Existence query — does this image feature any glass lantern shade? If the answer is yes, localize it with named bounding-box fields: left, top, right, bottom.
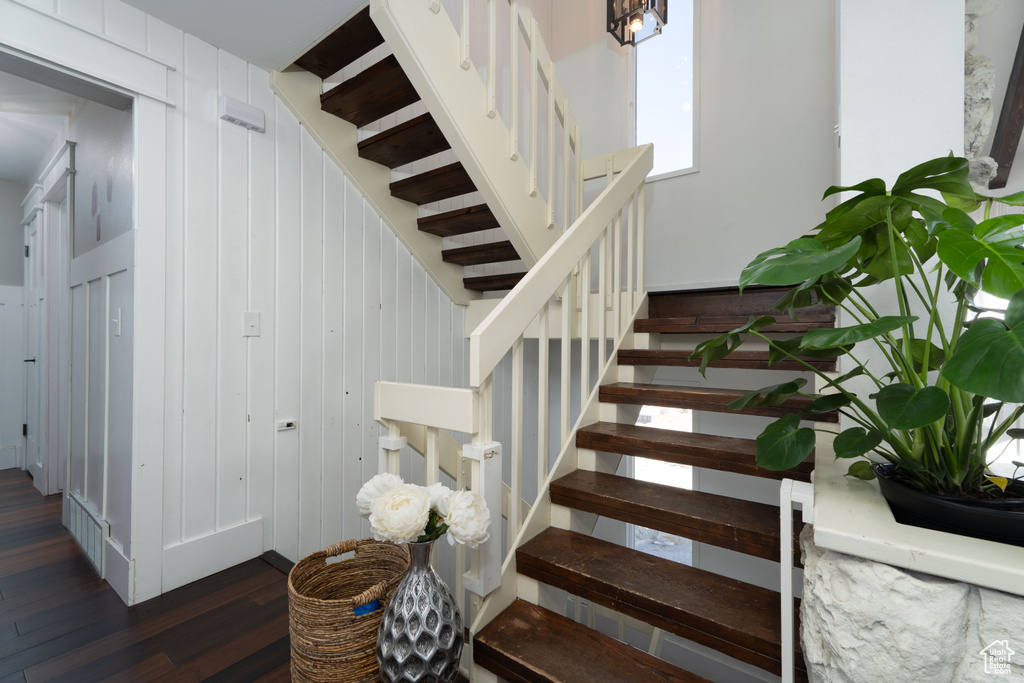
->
left=607, top=0, right=667, bottom=47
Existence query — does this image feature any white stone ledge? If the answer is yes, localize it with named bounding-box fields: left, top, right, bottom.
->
left=811, top=439, right=1024, bottom=597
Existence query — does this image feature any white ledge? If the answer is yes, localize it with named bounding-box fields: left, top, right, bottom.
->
left=811, top=438, right=1024, bottom=597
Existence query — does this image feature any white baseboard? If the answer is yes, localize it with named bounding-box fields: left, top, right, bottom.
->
left=0, top=445, right=17, bottom=470
left=161, top=518, right=263, bottom=594
left=104, top=537, right=133, bottom=605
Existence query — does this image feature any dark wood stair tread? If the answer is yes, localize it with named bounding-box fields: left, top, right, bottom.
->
left=464, top=272, right=526, bottom=292
left=293, top=6, right=385, bottom=79
left=320, top=55, right=420, bottom=127
left=648, top=287, right=835, bottom=325
left=599, top=383, right=839, bottom=423
left=418, top=204, right=500, bottom=237
left=550, top=470, right=796, bottom=562
left=475, top=599, right=708, bottom=683
left=390, top=162, right=476, bottom=205
left=358, top=113, right=451, bottom=168
left=442, top=241, right=519, bottom=266
left=635, top=316, right=833, bottom=334
left=575, top=421, right=813, bottom=482
left=618, top=349, right=837, bottom=372
left=516, top=528, right=797, bottom=675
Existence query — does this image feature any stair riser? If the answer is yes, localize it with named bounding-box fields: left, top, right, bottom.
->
left=618, top=352, right=837, bottom=372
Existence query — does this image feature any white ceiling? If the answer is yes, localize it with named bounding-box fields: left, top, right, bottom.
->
left=0, top=70, right=81, bottom=185
left=122, top=0, right=366, bottom=70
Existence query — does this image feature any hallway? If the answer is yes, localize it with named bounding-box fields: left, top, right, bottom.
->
left=0, top=469, right=291, bottom=682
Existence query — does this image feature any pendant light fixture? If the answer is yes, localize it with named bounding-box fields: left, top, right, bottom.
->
left=607, top=0, right=667, bottom=47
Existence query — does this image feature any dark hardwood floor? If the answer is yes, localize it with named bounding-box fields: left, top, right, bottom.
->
left=0, top=468, right=291, bottom=682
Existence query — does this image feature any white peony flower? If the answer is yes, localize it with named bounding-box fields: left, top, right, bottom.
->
left=369, top=484, right=432, bottom=543
left=438, top=490, right=490, bottom=548
left=425, top=482, right=453, bottom=511
left=356, top=472, right=404, bottom=518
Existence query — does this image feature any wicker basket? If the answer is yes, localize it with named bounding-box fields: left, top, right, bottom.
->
left=288, top=538, right=410, bottom=683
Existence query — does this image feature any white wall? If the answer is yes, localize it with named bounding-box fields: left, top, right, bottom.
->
left=3, top=0, right=469, bottom=601
left=0, top=179, right=25, bottom=286
left=644, top=0, right=837, bottom=291
left=838, top=0, right=965, bottom=187
left=0, top=285, right=24, bottom=470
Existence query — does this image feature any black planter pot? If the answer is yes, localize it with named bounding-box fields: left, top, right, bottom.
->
left=874, top=464, right=1024, bottom=547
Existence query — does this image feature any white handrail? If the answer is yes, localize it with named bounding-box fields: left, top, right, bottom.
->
left=469, top=144, right=653, bottom=387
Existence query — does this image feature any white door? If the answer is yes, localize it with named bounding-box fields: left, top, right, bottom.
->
left=24, top=211, right=45, bottom=491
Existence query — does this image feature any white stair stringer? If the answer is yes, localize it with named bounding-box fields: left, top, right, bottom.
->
left=269, top=67, right=478, bottom=305
left=370, top=0, right=559, bottom=269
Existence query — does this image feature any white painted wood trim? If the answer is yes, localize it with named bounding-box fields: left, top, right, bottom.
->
left=469, top=145, right=653, bottom=385
left=161, top=518, right=263, bottom=594
left=70, top=231, right=133, bottom=287
left=269, top=68, right=476, bottom=305
left=0, top=1, right=173, bottom=104
left=104, top=536, right=133, bottom=605
left=375, top=381, right=479, bottom=434
left=371, top=0, right=557, bottom=267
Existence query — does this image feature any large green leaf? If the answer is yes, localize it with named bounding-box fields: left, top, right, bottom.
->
left=726, top=378, right=807, bottom=411
left=822, top=178, right=887, bottom=200
left=768, top=337, right=852, bottom=365
left=974, top=214, right=1024, bottom=239
left=846, top=461, right=877, bottom=480
left=898, top=338, right=946, bottom=373
left=754, top=414, right=816, bottom=470
left=803, top=393, right=852, bottom=414
left=943, top=311, right=1024, bottom=403
left=876, top=383, right=950, bottom=429
left=815, top=196, right=894, bottom=246
left=936, top=228, right=1024, bottom=299
left=739, top=237, right=862, bottom=290
left=891, top=156, right=971, bottom=197
left=833, top=428, right=883, bottom=458
left=690, top=316, right=776, bottom=376
left=801, top=316, right=917, bottom=349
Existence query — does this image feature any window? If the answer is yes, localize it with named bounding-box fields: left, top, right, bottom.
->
left=635, top=0, right=696, bottom=179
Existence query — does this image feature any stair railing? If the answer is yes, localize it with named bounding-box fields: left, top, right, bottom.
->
left=374, top=143, right=652, bottom=626
left=371, top=0, right=583, bottom=266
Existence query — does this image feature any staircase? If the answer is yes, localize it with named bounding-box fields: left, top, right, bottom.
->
left=474, top=287, right=836, bottom=682
left=280, top=3, right=835, bottom=681
left=291, top=6, right=526, bottom=294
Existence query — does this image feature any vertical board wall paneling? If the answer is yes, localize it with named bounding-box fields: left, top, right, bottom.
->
left=273, top=98, right=303, bottom=562
left=216, top=48, right=251, bottom=532
left=320, top=160, right=346, bottom=548
left=298, top=129, right=324, bottom=559
left=106, top=269, right=134, bottom=553
left=69, top=284, right=87, bottom=496
left=181, top=34, right=220, bottom=542
left=161, top=24, right=186, bottom=551
left=246, top=65, right=278, bottom=550
left=359, top=209, right=382, bottom=541
left=85, top=278, right=107, bottom=514
left=341, top=174, right=365, bottom=546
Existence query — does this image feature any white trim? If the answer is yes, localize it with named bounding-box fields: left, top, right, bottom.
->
left=374, top=382, right=479, bottom=435
left=161, top=519, right=264, bottom=594
left=0, top=1, right=175, bottom=105
left=104, top=536, right=133, bottom=605
left=70, top=230, right=133, bottom=287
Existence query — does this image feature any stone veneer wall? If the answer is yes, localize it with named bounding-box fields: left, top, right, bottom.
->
left=800, top=527, right=1023, bottom=682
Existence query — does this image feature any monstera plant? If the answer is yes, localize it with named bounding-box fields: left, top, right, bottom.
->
left=693, top=156, right=1024, bottom=513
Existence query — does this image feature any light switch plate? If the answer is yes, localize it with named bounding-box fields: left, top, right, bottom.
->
left=243, top=311, right=260, bottom=337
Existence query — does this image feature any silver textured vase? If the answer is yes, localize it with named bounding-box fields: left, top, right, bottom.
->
left=376, top=540, right=463, bottom=683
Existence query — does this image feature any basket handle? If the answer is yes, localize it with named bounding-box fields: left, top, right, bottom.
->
left=310, top=538, right=403, bottom=608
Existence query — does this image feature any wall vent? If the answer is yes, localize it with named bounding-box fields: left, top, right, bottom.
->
left=218, top=95, right=265, bottom=133
left=68, top=490, right=108, bottom=577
